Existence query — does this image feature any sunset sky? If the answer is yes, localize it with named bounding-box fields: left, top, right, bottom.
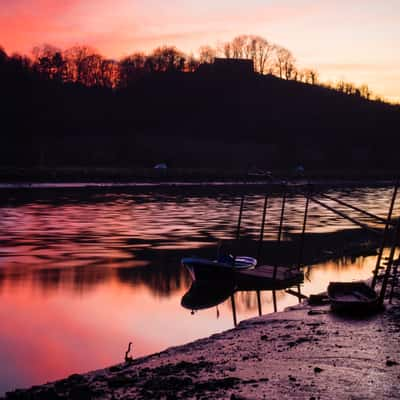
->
left=1, top=0, right=399, bottom=101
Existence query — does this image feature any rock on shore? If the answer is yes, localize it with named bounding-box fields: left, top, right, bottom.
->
left=3, top=303, right=400, bottom=400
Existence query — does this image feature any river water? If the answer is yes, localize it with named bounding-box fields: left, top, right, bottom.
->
left=0, top=184, right=398, bottom=395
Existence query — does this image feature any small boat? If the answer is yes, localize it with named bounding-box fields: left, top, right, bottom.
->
left=327, top=282, right=380, bottom=314
left=181, top=281, right=235, bottom=311
left=182, top=256, right=257, bottom=282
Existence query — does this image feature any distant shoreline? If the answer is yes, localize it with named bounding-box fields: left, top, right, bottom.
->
left=0, top=179, right=396, bottom=190
left=0, top=167, right=398, bottom=187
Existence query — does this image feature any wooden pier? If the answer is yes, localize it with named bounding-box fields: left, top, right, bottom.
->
left=236, top=265, right=304, bottom=291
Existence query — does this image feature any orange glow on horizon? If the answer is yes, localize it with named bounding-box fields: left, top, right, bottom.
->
left=0, top=0, right=399, bottom=102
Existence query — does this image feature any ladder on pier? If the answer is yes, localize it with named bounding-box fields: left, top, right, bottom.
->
left=371, top=183, right=400, bottom=304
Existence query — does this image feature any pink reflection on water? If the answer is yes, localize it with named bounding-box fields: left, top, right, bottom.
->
left=0, top=276, right=239, bottom=393
left=0, top=186, right=397, bottom=394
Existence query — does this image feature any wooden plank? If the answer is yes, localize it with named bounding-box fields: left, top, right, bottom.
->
left=285, top=289, right=308, bottom=300
left=237, top=265, right=300, bottom=281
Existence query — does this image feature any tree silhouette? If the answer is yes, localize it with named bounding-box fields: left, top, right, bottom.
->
left=274, top=46, right=296, bottom=80
left=148, top=46, right=187, bottom=72
left=0, top=35, right=384, bottom=103
left=120, top=53, right=147, bottom=87
left=199, top=46, right=216, bottom=64
left=0, top=40, right=398, bottom=172
left=32, top=44, right=67, bottom=81
left=63, top=45, right=98, bottom=83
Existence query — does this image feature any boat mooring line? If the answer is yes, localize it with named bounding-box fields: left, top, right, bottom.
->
left=308, top=196, right=381, bottom=235
left=319, top=193, right=394, bottom=226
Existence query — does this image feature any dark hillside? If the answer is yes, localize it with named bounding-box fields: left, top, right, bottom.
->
left=1, top=57, right=399, bottom=170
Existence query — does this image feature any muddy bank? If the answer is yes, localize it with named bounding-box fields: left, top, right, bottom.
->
left=4, top=299, right=400, bottom=400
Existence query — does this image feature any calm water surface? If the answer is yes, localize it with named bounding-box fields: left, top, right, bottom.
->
left=0, top=185, right=398, bottom=395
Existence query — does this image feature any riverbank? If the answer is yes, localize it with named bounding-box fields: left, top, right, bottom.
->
left=4, top=298, right=400, bottom=400
left=0, top=167, right=398, bottom=185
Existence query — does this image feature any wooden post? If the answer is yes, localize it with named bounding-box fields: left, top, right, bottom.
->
left=235, top=195, right=245, bottom=241
left=231, top=294, right=238, bottom=327
left=297, top=195, right=310, bottom=270
left=277, top=190, right=287, bottom=245
left=256, top=291, right=262, bottom=316
left=255, top=196, right=268, bottom=318
left=389, top=261, right=399, bottom=304
left=297, top=284, right=302, bottom=304
left=372, top=183, right=398, bottom=289
left=231, top=193, right=246, bottom=267
left=272, top=290, right=277, bottom=313
left=273, top=189, right=287, bottom=281
left=257, top=195, right=269, bottom=262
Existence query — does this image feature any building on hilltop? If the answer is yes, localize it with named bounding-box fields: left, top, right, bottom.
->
left=197, top=58, right=254, bottom=76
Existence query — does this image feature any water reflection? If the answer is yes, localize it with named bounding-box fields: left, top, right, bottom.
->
left=182, top=253, right=378, bottom=326
left=181, top=282, right=236, bottom=311
left=0, top=185, right=397, bottom=395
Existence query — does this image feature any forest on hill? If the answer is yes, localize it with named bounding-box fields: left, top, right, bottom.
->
left=1, top=35, right=399, bottom=172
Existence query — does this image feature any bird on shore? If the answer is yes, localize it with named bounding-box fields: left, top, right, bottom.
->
left=125, top=341, right=133, bottom=362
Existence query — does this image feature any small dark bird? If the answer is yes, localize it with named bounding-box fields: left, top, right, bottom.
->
left=125, top=341, right=133, bottom=362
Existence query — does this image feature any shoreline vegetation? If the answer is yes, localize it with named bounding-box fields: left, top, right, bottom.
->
left=0, top=167, right=399, bottom=184
left=3, top=297, right=399, bottom=399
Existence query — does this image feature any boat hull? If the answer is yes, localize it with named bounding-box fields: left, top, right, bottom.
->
left=328, top=282, right=380, bottom=314
left=181, top=281, right=235, bottom=311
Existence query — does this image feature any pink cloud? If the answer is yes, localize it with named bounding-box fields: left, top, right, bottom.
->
left=0, top=0, right=322, bottom=57
left=0, top=0, right=398, bottom=101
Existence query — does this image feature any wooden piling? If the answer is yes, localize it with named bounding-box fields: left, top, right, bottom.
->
left=297, top=195, right=310, bottom=270
left=257, top=195, right=269, bottom=261
left=231, top=294, right=238, bottom=327
left=273, top=189, right=287, bottom=280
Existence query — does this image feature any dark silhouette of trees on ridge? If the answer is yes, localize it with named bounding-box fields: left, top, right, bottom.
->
left=0, top=34, right=384, bottom=102
left=1, top=37, right=399, bottom=172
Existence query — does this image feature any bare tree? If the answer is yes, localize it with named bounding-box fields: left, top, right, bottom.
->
left=0, top=46, right=7, bottom=64
left=217, top=35, right=275, bottom=74
left=359, top=84, right=371, bottom=100
left=199, top=46, right=216, bottom=64
left=149, top=46, right=187, bottom=72
left=186, top=54, right=200, bottom=72
left=119, top=52, right=147, bottom=86
left=302, top=68, right=319, bottom=84
left=250, top=36, right=275, bottom=74
left=274, top=46, right=296, bottom=80
left=63, top=45, right=98, bottom=83
left=32, top=44, right=66, bottom=81
left=231, top=36, right=246, bottom=59
left=100, top=59, right=119, bottom=88
left=79, top=53, right=103, bottom=86
left=216, top=41, right=233, bottom=58
left=336, top=80, right=346, bottom=93
left=233, top=35, right=275, bottom=74
left=336, top=80, right=358, bottom=96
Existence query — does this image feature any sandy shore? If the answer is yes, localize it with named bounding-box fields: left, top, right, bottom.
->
left=3, top=299, right=400, bottom=400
